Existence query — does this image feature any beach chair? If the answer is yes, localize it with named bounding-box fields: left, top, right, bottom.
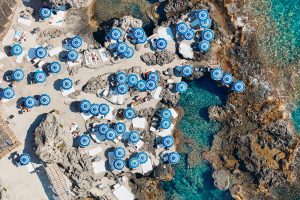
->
left=26, top=162, right=35, bottom=173
left=16, top=52, right=25, bottom=64
left=88, top=146, right=103, bottom=157
left=92, top=160, right=107, bottom=174
left=61, top=87, right=76, bottom=97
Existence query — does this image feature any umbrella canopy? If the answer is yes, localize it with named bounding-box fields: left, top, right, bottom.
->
left=99, top=103, right=110, bottom=116
left=136, top=80, right=146, bottom=91
left=49, top=62, right=61, bottom=74
left=161, top=109, right=172, bottom=119
left=183, top=29, right=195, bottom=40
left=114, top=159, right=125, bottom=170
left=90, top=104, right=100, bottom=116
left=200, top=18, right=212, bottom=29
left=168, top=152, right=180, bottom=164
left=198, top=40, right=210, bottom=52
left=176, top=82, right=188, bottom=93
left=222, top=73, right=233, bottom=85
left=117, top=84, right=129, bottom=95
left=128, top=131, right=140, bottom=144
left=128, top=157, right=140, bottom=169
left=12, top=69, right=24, bottom=81
left=146, top=79, right=157, bottom=91
left=109, top=28, right=122, bottom=41
left=98, top=123, right=109, bottom=135
left=19, top=153, right=31, bottom=165
left=35, top=47, right=47, bottom=59
left=70, top=36, right=83, bottom=49
left=181, top=65, right=193, bottom=77
left=116, top=42, right=128, bottom=54
left=40, top=7, right=51, bottom=19
left=80, top=100, right=91, bottom=112
left=25, top=96, right=36, bottom=108
left=197, top=9, right=209, bottom=21
left=148, top=72, right=160, bottom=82
left=128, top=74, right=139, bottom=86
left=232, top=80, right=245, bottom=93
left=132, top=28, right=145, bottom=39
left=114, top=147, right=126, bottom=158
left=105, top=129, right=117, bottom=141
left=123, top=107, right=136, bottom=120
left=78, top=135, right=90, bottom=148
left=34, top=71, right=46, bottom=83
left=137, top=34, right=148, bottom=44
left=202, top=29, right=214, bottom=41
left=176, top=22, right=188, bottom=34
left=61, top=78, right=73, bottom=90
left=123, top=46, right=134, bottom=59
left=155, top=38, right=168, bottom=51
left=137, top=152, right=148, bottom=164
left=114, top=122, right=126, bottom=134
left=160, top=119, right=171, bottom=129
left=67, top=50, right=78, bottom=61
left=211, top=68, right=223, bottom=81
left=116, top=72, right=128, bottom=83
left=39, top=94, right=51, bottom=106
left=162, top=135, right=174, bottom=148
left=11, top=44, right=23, bottom=56
left=3, top=88, right=14, bottom=99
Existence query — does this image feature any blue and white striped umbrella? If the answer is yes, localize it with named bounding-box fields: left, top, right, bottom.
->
left=128, top=74, right=139, bottom=86
left=39, top=94, right=51, bottom=106
left=136, top=80, right=146, bottom=91
left=200, top=18, right=212, bottom=29
left=40, top=7, right=51, bottom=19
left=25, top=96, right=36, bottom=108
left=124, top=46, right=134, bottom=59
left=49, top=62, right=61, bottom=74
left=114, top=122, right=126, bottom=134
left=116, top=72, right=128, bottom=83
left=117, top=84, right=129, bottom=95
left=12, top=69, right=24, bottom=81
left=78, top=135, right=90, bottom=148
left=123, top=107, right=136, bottom=119
left=148, top=72, right=160, bottom=82
left=98, top=123, right=109, bottom=135
left=70, top=36, right=83, bottom=49
left=137, top=34, right=148, bottom=44
left=61, top=78, right=73, bottom=90
left=183, top=29, right=195, bottom=40
left=99, top=103, right=110, bottom=116
left=146, top=79, right=157, bottom=91
left=222, top=73, right=233, bottom=85
left=168, top=152, right=180, bottom=164
left=162, top=136, right=174, bottom=148
left=182, top=65, right=193, bottom=77
left=67, top=50, right=78, bottom=61
left=137, top=152, right=148, bottom=164
left=35, top=47, right=47, bottom=59
left=160, top=119, right=171, bottom=129
left=34, top=71, right=46, bottom=83
left=176, top=22, right=188, bottom=34
left=90, top=104, right=100, bottom=116
left=161, top=109, right=172, bottom=119
left=109, top=28, right=122, bottom=41
left=176, top=82, right=188, bottom=93
left=19, top=154, right=31, bottom=165
left=11, top=44, right=23, bottom=56
left=211, top=68, right=223, bottom=81
left=198, top=40, right=210, bottom=52
left=114, top=159, right=125, bottom=170
left=80, top=100, right=91, bottom=112
left=202, top=29, right=214, bottom=41
left=3, top=88, right=14, bottom=99
left=116, top=42, right=128, bottom=54
left=114, top=147, right=126, bottom=158
left=128, top=157, right=140, bottom=169
left=232, top=80, right=245, bottom=93
left=155, top=38, right=168, bottom=51
left=128, top=131, right=140, bottom=144
left=132, top=28, right=145, bottom=39
left=105, top=129, right=117, bottom=141
left=197, top=9, right=209, bottom=21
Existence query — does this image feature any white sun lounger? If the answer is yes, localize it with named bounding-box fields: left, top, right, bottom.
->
left=170, top=108, right=178, bottom=119
left=141, top=158, right=153, bottom=174
left=152, top=86, right=163, bottom=100
left=98, top=48, right=109, bottom=62
left=113, top=185, right=134, bottom=200
left=17, top=17, right=32, bottom=26
left=16, top=51, right=25, bottom=64
left=1, top=96, right=15, bottom=103
left=61, top=87, right=75, bottom=97
left=26, top=162, right=35, bottom=173
left=88, top=146, right=103, bottom=157
left=158, top=27, right=174, bottom=41
left=80, top=112, right=93, bottom=121
left=103, top=109, right=114, bottom=121
left=132, top=118, right=146, bottom=129
left=133, top=140, right=144, bottom=150
left=48, top=46, right=63, bottom=57
left=92, top=160, right=107, bottom=174
left=117, top=95, right=124, bottom=105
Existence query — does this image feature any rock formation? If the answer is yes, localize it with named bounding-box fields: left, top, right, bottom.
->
left=48, top=0, right=92, bottom=8
left=0, top=181, right=14, bottom=200
left=141, top=51, right=176, bottom=66
left=82, top=74, right=109, bottom=94
left=0, top=0, right=19, bottom=41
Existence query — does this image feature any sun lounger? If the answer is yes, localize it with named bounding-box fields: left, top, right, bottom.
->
left=17, top=17, right=32, bottom=26
left=117, top=95, right=124, bottom=105
left=108, top=152, right=115, bottom=170
left=1, top=96, right=15, bottom=103
left=170, top=108, right=178, bottom=119
left=132, top=118, right=146, bottom=129
left=152, top=86, right=163, bottom=100
left=16, top=51, right=25, bottom=64
left=26, top=162, right=35, bottom=173
left=38, top=60, right=46, bottom=68
left=88, top=146, right=103, bottom=156
left=61, top=87, right=75, bottom=97
left=103, top=109, right=114, bottom=121
left=113, top=185, right=134, bottom=200
left=48, top=46, right=63, bottom=57
left=92, top=160, right=107, bottom=174
left=67, top=61, right=81, bottom=67
left=141, top=158, right=153, bottom=174
left=158, top=27, right=174, bottom=41
left=133, top=140, right=144, bottom=150
left=80, top=112, right=93, bottom=121
left=49, top=11, right=66, bottom=27
left=98, top=48, right=109, bottom=62
left=32, top=57, right=40, bottom=65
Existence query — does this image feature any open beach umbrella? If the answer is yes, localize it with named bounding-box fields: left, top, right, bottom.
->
left=123, top=107, right=136, bottom=120
left=183, top=29, right=195, bottom=40
left=109, top=28, right=122, bottom=41
left=162, top=136, right=174, bottom=148
left=34, top=71, right=46, bottom=83
left=128, top=131, right=140, bottom=144
left=146, top=79, right=157, bottom=91
left=161, top=109, right=172, bottom=119
left=132, top=28, right=145, bottom=39
left=35, top=47, right=47, bottom=59
left=176, top=22, right=188, bottom=34
left=200, top=18, right=212, bottom=29
left=168, top=152, right=180, bottom=164
left=137, top=152, right=148, bottom=164
left=114, top=147, right=126, bottom=159
left=80, top=100, right=91, bottom=112
left=3, top=88, right=14, bottom=99
left=11, top=44, right=23, bottom=56
left=39, top=94, right=51, bottom=106
left=222, top=73, right=233, bottom=85
left=70, top=36, right=83, bottom=49
left=137, top=34, right=148, bottom=44
left=148, top=72, right=160, bottom=82
left=124, top=46, right=134, bottom=59
left=232, top=80, right=245, bottom=93
left=210, top=67, right=223, bottom=81
left=78, top=135, right=90, bottom=148
left=160, top=119, right=171, bottom=129
left=12, top=69, right=24, bottom=81
left=25, top=96, right=36, bottom=109
left=19, top=154, right=31, bottom=165
left=114, top=122, right=126, bottom=134
left=90, top=104, right=100, bottom=116
left=61, top=78, right=73, bottom=90
left=67, top=50, right=78, bottom=61
left=98, top=123, right=109, bottom=135
left=117, top=84, right=129, bottom=95
left=176, top=82, right=188, bottom=93
left=181, top=65, right=193, bottom=77
left=128, top=157, right=140, bottom=169
left=116, top=72, right=128, bottom=83
left=99, top=103, right=110, bottom=116
left=40, top=7, right=51, bottom=19
left=136, top=80, right=147, bottom=91
left=127, top=74, right=139, bottom=87
left=49, top=62, right=61, bottom=74
left=114, top=159, right=125, bottom=170
left=198, top=40, right=210, bottom=52
left=155, top=38, right=168, bottom=51
left=202, top=29, right=214, bottom=41
left=116, top=42, right=128, bottom=54
left=105, top=129, right=117, bottom=141
left=197, top=9, right=209, bottom=21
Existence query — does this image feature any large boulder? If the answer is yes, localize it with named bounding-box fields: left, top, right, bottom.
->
left=48, top=0, right=92, bottom=8
left=141, top=51, right=176, bottom=66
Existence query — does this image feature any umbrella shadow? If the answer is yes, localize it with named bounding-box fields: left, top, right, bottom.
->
left=4, top=46, right=11, bottom=56
left=69, top=101, right=80, bottom=113
left=53, top=79, right=62, bottom=91
left=35, top=165, right=57, bottom=200
left=58, top=51, right=68, bottom=62
left=3, top=70, right=13, bottom=82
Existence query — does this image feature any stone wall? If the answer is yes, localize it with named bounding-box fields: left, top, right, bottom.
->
left=0, top=0, right=18, bottom=41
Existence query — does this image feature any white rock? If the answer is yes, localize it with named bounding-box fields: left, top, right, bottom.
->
left=179, top=43, right=194, bottom=59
